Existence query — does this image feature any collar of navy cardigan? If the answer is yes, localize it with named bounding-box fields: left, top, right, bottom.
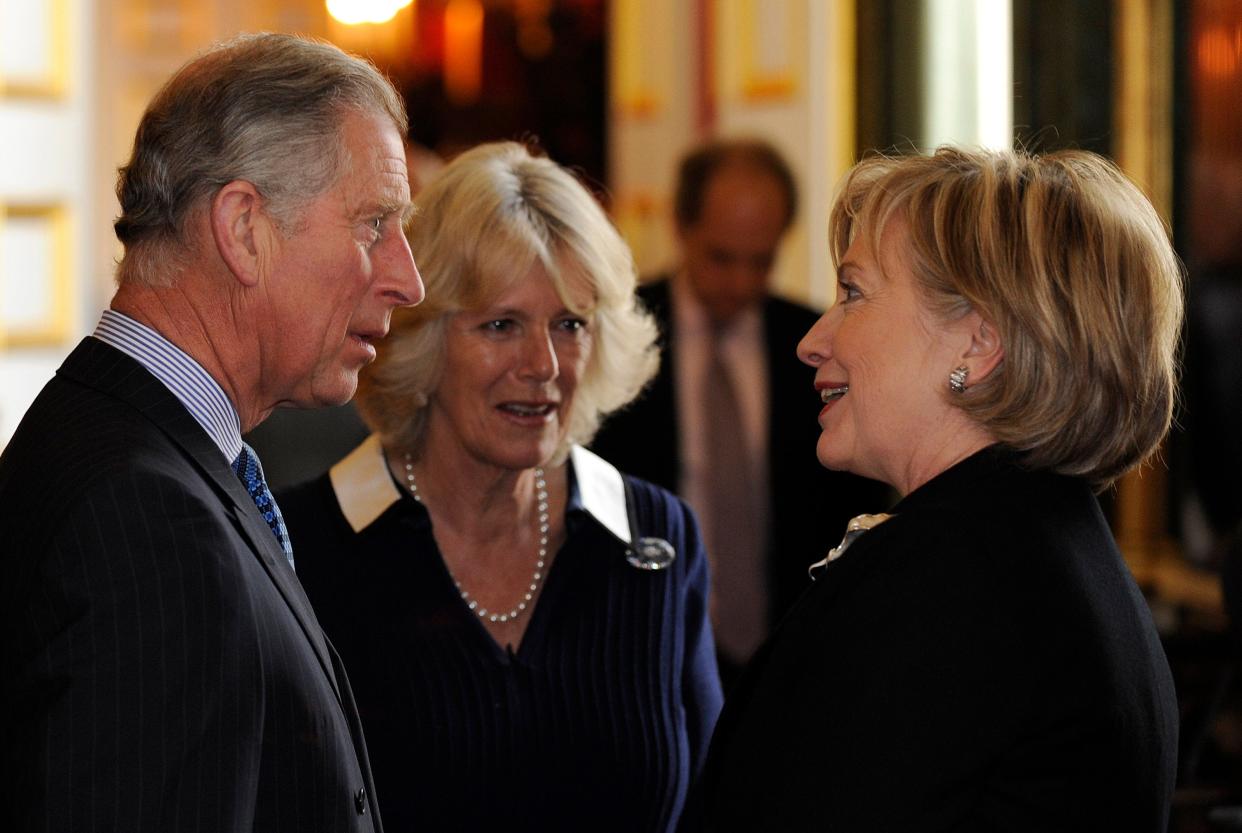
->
left=328, top=433, right=633, bottom=547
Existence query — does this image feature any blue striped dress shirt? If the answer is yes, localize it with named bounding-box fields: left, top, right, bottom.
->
left=93, top=309, right=243, bottom=463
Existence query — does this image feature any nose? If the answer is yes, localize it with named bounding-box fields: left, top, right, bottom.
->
left=797, top=310, right=835, bottom=368
left=378, top=231, right=425, bottom=307
left=518, top=329, right=559, bottom=382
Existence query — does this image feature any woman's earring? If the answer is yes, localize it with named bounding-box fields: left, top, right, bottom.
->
left=948, top=365, right=969, bottom=394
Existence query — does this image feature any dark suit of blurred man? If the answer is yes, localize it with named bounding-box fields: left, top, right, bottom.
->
left=592, top=139, right=887, bottom=683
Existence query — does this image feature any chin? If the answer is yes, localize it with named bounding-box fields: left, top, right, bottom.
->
left=815, top=442, right=851, bottom=474
left=530, top=443, right=561, bottom=469
left=816, top=455, right=848, bottom=472
left=511, top=441, right=561, bottom=470
left=310, top=374, right=359, bottom=409
left=484, top=452, right=549, bottom=472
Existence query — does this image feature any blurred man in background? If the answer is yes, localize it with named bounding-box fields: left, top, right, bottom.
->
left=592, top=138, right=888, bottom=684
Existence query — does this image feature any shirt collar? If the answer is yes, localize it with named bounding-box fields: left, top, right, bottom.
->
left=329, top=434, right=634, bottom=547
left=566, top=445, right=632, bottom=545
left=93, top=309, right=243, bottom=462
left=671, top=270, right=763, bottom=339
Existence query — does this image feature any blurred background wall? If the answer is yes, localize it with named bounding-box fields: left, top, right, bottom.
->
left=4, top=0, right=1242, bottom=822
left=0, top=0, right=1223, bottom=607
left=0, top=0, right=1031, bottom=443
left=2, top=1, right=1232, bottom=580
left=0, top=0, right=1201, bottom=587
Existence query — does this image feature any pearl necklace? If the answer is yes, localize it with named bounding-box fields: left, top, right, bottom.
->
left=402, top=453, right=549, bottom=624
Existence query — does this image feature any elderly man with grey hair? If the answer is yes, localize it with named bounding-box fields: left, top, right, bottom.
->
left=0, top=33, right=422, bottom=832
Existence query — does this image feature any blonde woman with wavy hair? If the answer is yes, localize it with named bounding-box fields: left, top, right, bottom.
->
left=279, top=141, right=723, bottom=833
left=695, top=146, right=1182, bottom=832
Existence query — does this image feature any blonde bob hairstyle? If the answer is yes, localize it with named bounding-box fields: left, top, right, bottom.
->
left=357, top=141, right=660, bottom=464
left=831, top=146, right=1183, bottom=489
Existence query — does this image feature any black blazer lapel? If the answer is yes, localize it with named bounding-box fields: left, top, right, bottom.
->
left=710, top=515, right=886, bottom=758
left=762, top=297, right=820, bottom=486
left=57, top=338, right=342, bottom=697
left=637, top=278, right=680, bottom=485
left=590, top=279, right=680, bottom=491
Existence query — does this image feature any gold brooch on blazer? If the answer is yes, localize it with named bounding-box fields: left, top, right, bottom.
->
left=808, top=513, right=893, bottom=580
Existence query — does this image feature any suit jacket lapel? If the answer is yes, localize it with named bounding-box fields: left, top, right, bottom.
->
left=57, top=338, right=342, bottom=698
left=711, top=516, right=886, bottom=754
left=635, top=280, right=681, bottom=488
left=763, top=298, right=801, bottom=485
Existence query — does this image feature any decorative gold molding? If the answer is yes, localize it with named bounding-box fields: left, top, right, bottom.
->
left=1128, top=536, right=1225, bottom=617
left=740, top=0, right=798, bottom=101
left=612, top=189, right=669, bottom=272
left=0, top=0, right=70, bottom=98
left=614, top=0, right=662, bottom=117
left=0, top=203, right=73, bottom=347
left=1111, top=0, right=1186, bottom=597
left=831, top=0, right=856, bottom=178
left=1113, top=0, right=1174, bottom=219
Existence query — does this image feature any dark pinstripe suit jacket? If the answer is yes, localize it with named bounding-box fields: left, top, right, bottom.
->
left=0, top=337, right=383, bottom=833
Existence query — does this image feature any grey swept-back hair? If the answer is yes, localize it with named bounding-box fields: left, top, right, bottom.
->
left=113, top=32, right=406, bottom=286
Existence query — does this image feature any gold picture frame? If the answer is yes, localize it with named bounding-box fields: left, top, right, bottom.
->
left=0, top=203, right=72, bottom=347
left=740, top=0, right=798, bottom=101
left=0, top=0, right=70, bottom=98
left=614, top=0, right=663, bottom=117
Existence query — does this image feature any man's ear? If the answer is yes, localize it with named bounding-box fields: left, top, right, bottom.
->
left=210, top=180, right=271, bottom=288
left=960, top=311, right=1005, bottom=382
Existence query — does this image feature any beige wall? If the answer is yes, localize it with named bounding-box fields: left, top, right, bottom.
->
left=0, top=0, right=1031, bottom=449
left=609, top=0, right=857, bottom=311
left=93, top=0, right=332, bottom=313
left=0, top=0, right=330, bottom=446
left=1, top=0, right=94, bottom=442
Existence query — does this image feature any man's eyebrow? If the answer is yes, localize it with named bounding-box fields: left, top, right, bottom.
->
left=354, top=199, right=413, bottom=222
left=401, top=202, right=418, bottom=224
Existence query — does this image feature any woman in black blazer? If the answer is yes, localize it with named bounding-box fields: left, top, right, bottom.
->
left=694, top=147, right=1183, bottom=832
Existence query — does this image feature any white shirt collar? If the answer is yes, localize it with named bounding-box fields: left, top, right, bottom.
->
left=670, top=270, right=764, bottom=339
left=568, top=444, right=632, bottom=545
left=328, top=434, right=634, bottom=546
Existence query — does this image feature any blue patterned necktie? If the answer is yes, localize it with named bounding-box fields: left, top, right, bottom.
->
left=232, top=443, right=295, bottom=570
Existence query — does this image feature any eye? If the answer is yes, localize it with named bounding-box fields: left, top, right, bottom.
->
left=360, top=216, right=385, bottom=245
left=837, top=280, right=861, bottom=303
left=556, top=317, right=588, bottom=333
left=482, top=318, right=514, bottom=334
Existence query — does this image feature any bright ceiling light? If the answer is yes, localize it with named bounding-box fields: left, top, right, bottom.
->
left=326, top=0, right=413, bottom=26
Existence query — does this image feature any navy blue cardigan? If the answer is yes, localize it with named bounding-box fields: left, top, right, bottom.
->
left=279, top=439, right=723, bottom=832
